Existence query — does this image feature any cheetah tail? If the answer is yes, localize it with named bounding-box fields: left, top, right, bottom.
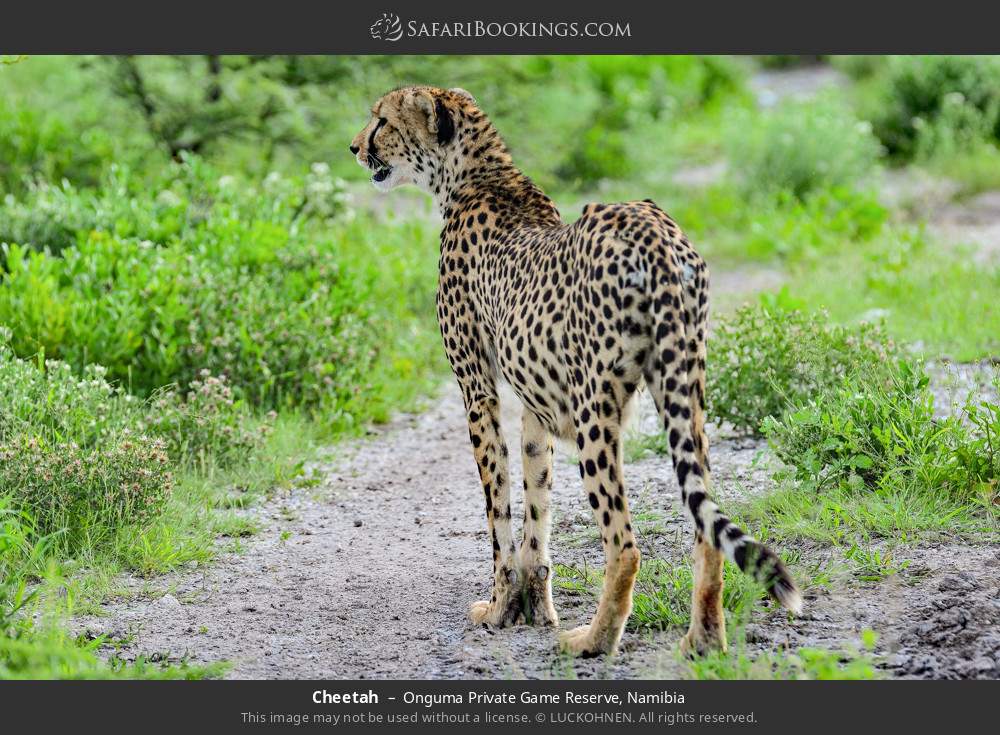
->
left=647, top=366, right=802, bottom=610
left=712, top=516, right=803, bottom=614
left=645, top=284, right=801, bottom=614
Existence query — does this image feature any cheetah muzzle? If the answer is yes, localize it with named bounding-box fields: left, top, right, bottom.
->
left=350, top=85, right=802, bottom=659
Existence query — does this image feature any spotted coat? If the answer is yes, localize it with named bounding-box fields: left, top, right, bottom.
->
left=351, top=86, right=800, bottom=656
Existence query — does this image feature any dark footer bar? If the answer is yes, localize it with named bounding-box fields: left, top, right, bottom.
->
left=2, top=679, right=992, bottom=733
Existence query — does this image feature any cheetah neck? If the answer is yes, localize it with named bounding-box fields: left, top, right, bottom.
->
left=430, top=115, right=562, bottom=229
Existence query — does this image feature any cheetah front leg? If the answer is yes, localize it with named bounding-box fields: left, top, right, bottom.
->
left=516, top=410, right=558, bottom=626
left=463, top=392, right=522, bottom=627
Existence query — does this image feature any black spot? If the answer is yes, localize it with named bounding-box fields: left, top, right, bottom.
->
left=733, top=542, right=748, bottom=570
left=711, top=516, right=729, bottom=545
left=676, top=459, right=690, bottom=487
left=687, top=490, right=705, bottom=518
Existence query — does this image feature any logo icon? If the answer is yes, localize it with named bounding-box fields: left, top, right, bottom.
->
left=370, top=13, right=403, bottom=42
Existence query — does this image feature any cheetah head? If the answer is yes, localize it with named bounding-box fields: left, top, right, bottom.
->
left=349, top=86, right=476, bottom=193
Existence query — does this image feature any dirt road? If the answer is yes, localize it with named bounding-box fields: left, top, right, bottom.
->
left=78, top=379, right=999, bottom=680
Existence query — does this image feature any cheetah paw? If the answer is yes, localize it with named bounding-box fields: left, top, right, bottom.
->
left=678, top=627, right=727, bottom=658
left=558, top=624, right=609, bottom=658
left=521, top=565, right=558, bottom=627
left=469, top=570, right=523, bottom=628
left=469, top=597, right=522, bottom=627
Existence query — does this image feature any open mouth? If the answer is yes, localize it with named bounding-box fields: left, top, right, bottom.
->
left=372, top=165, right=393, bottom=183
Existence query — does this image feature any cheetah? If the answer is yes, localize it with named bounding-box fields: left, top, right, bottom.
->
left=350, top=86, right=801, bottom=657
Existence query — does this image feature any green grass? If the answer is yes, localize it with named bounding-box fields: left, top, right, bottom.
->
left=780, top=242, right=1000, bottom=362
left=925, top=142, right=1000, bottom=196
left=685, top=630, right=880, bottom=680
left=739, top=482, right=988, bottom=547
left=554, top=556, right=808, bottom=635
left=553, top=556, right=877, bottom=680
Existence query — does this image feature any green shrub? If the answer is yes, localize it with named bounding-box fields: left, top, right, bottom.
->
left=950, top=373, right=1000, bottom=510
left=0, top=156, right=349, bottom=256
left=0, top=347, right=168, bottom=546
left=726, top=97, right=882, bottom=200
left=912, top=91, right=1000, bottom=163
left=867, top=56, right=1000, bottom=160
left=741, top=186, right=887, bottom=261
left=755, top=55, right=826, bottom=70
left=763, top=363, right=999, bottom=511
left=667, top=184, right=888, bottom=264
left=707, top=304, right=900, bottom=434
left=0, top=157, right=440, bottom=428
left=0, top=100, right=114, bottom=197
left=762, top=361, right=931, bottom=492
left=0, top=343, right=283, bottom=547
left=143, top=373, right=272, bottom=469
left=0, top=433, right=172, bottom=547
left=830, top=56, right=887, bottom=80
left=532, top=56, right=746, bottom=188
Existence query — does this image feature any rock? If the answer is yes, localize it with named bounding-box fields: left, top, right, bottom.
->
left=158, top=594, right=181, bottom=609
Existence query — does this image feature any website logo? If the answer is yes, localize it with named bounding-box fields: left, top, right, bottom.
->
left=370, top=13, right=404, bottom=42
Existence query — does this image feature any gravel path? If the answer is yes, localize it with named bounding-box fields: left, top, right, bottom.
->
left=78, top=386, right=769, bottom=679
left=78, top=380, right=999, bottom=679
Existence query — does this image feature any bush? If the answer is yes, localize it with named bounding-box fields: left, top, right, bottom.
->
left=143, top=373, right=272, bottom=469
left=762, top=361, right=931, bottom=491
left=867, top=56, right=1000, bottom=160
left=0, top=157, right=440, bottom=428
left=830, top=56, right=887, bottom=80
left=755, top=55, right=826, bottom=70
left=0, top=350, right=136, bottom=448
left=763, top=362, right=999, bottom=511
left=726, top=97, right=882, bottom=199
left=0, top=434, right=171, bottom=547
left=667, top=183, right=889, bottom=264
left=0, top=157, right=349, bottom=256
left=0, top=343, right=281, bottom=551
left=742, top=187, right=887, bottom=261
left=0, top=346, right=168, bottom=548
left=707, top=303, right=900, bottom=434
left=0, top=99, right=114, bottom=197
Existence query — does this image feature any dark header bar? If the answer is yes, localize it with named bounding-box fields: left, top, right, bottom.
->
left=2, top=0, right=1000, bottom=53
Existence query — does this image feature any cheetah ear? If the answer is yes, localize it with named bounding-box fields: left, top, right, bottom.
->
left=449, top=87, right=475, bottom=103
left=407, top=89, right=455, bottom=146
